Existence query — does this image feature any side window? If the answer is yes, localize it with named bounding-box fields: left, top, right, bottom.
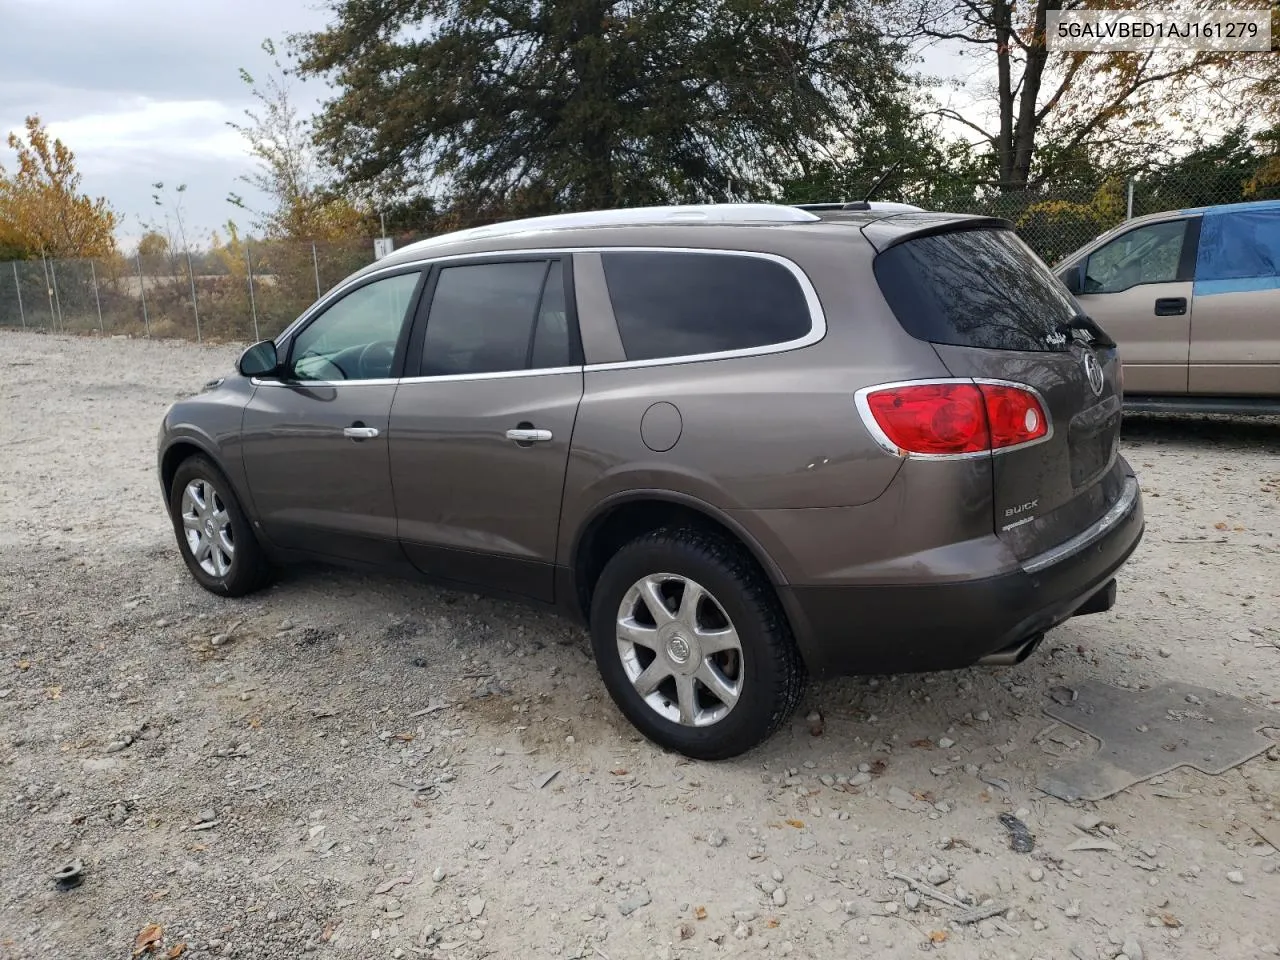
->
left=289, top=272, right=420, bottom=381
left=600, top=252, right=813, bottom=362
left=1196, top=210, right=1280, bottom=283
left=421, top=259, right=571, bottom=376
left=1084, top=220, right=1187, bottom=294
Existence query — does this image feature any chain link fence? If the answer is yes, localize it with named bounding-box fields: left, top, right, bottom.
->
left=1, top=174, right=1270, bottom=342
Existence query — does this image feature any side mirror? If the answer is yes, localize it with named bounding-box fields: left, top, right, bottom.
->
left=237, top=340, right=279, bottom=378
left=1059, top=262, right=1084, bottom=295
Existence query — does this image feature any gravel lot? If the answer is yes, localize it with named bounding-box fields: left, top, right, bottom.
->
left=2, top=329, right=1278, bottom=960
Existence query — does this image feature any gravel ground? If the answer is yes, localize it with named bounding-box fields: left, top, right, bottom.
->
left=2, top=329, right=1278, bottom=960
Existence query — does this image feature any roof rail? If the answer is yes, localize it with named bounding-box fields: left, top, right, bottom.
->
left=401, top=203, right=822, bottom=252
left=794, top=200, right=925, bottom=213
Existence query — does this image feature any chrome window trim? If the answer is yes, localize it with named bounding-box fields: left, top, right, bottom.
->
left=853, top=377, right=1055, bottom=461
left=263, top=245, right=827, bottom=385
left=1021, top=477, right=1139, bottom=575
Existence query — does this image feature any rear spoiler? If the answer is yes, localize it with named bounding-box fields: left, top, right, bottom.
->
left=859, top=214, right=1015, bottom=253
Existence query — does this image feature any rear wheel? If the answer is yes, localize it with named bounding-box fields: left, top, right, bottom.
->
left=168, top=456, right=271, bottom=597
left=589, top=527, right=805, bottom=760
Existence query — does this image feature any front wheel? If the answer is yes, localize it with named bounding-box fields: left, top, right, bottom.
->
left=589, top=527, right=806, bottom=760
left=168, top=456, right=271, bottom=597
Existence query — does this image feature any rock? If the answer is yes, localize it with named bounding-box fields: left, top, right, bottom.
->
left=708, top=829, right=727, bottom=848
left=904, top=891, right=921, bottom=911
left=618, top=889, right=652, bottom=916
left=81, top=757, right=122, bottom=775
left=939, top=737, right=956, bottom=749
left=1227, top=870, right=1245, bottom=884
left=772, top=887, right=787, bottom=907
left=975, top=710, right=991, bottom=723
left=1158, top=647, right=1172, bottom=658
left=1123, top=938, right=1145, bottom=960
left=432, top=866, right=447, bottom=883
left=794, top=834, right=816, bottom=852
left=884, top=902, right=899, bottom=915
left=849, top=772, right=872, bottom=787
left=771, top=868, right=784, bottom=883
left=926, top=864, right=950, bottom=886
left=930, top=765, right=950, bottom=777
left=1064, top=900, right=1082, bottom=918
left=733, top=910, right=757, bottom=923
left=1074, top=813, right=1103, bottom=832
left=468, top=897, right=486, bottom=918
left=733, top=923, right=750, bottom=940
left=1029, top=867, right=1045, bottom=882
left=887, top=787, right=918, bottom=811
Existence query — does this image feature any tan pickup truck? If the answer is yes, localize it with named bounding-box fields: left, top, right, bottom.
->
left=1055, top=200, right=1280, bottom=414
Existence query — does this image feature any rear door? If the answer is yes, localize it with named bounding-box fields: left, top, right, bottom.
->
left=871, top=223, right=1127, bottom=561
left=388, top=256, right=584, bottom=602
left=1072, top=217, right=1199, bottom=395
left=1187, top=205, right=1280, bottom=395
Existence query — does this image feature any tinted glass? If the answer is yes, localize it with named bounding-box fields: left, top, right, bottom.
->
left=529, top=261, right=571, bottom=369
left=874, top=227, right=1078, bottom=353
left=601, top=252, right=812, bottom=361
left=290, top=272, right=420, bottom=380
left=1085, top=220, right=1186, bottom=293
left=1197, top=210, right=1280, bottom=282
left=422, top=260, right=560, bottom=376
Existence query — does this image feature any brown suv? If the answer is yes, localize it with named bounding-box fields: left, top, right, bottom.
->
left=157, top=203, right=1144, bottom=759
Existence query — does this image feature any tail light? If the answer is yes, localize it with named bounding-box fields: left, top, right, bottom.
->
left=856, top=380, right=1049, bottom=457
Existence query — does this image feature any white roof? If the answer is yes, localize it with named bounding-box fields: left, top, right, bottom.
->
left=399, top=203, right=823, bottom=252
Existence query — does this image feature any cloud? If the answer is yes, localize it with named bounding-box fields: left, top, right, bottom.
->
left=1, top=0, right=332, bottom=245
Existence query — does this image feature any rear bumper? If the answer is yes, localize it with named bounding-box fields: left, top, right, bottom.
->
left=780, top=476, right=1144, bottom=677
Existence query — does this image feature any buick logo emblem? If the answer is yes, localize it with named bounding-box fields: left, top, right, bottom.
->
left=1082, top=352, right=1105, bottom=397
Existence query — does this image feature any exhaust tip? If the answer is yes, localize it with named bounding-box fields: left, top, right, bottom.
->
left=977, top=633, right=1044, bottom=667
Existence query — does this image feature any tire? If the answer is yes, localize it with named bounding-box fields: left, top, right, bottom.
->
left=589, top=526, right=806, bottom=760
left=168, top=455, right=271, bottom=597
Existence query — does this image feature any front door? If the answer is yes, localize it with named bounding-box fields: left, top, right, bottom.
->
left=389, top=257, right=584, bottom=602
left=1074, top=216, right=1198, bottom=395
left=241, top=268, right=424, bottom=563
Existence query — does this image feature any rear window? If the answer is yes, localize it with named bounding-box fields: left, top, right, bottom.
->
left=601, top=251, right=812, bottom=361
left=873, top=227, right=1079, bottom=352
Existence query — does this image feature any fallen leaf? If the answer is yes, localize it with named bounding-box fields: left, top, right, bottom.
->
left=16, top=660, right=30, bottom=670
left=1214, top=522, right=1228, bottom=530
left=248, top=716, right=262, bottom=729
left=166, top=945, right=187, bottom=959
left=694, top=905, right=707, bottom=920
left=46, top=686, right=61, bottom=700
left=190, top=844, right=207, bottom=853
left=394, top=732, right=414, bottom=742
left=766, top=918, right=779, bottom=929
left=1159, top=912, right=1181, bottom=928
left=133, top=923, right=163, bottom=956
left=678, top=922, right=695, bottom=940
left=909, top=739, right=934, bottom=749
left=785, top=819, right=805, bottom=829
left=320, top=922, right=336, bottom=943
left=929, top=930, right=948, bottom=943
left=610, top=768, right=628, bottom=776
left=149, top=889, right=170, bottom=901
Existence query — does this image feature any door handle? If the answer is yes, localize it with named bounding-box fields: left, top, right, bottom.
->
left=1154, top=297, right=1187, bottom=316
left=505, top=428, right=553, bottom=444
left=343, top=425, right=380, bottom=440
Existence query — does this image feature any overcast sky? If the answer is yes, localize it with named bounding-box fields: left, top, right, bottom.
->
left=2, top=0, right=978, bottom=250
left=1, top=0, right=335, bottom=247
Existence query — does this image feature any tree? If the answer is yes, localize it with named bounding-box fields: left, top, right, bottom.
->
left=229, top=39, right=371, bottom=241
left=885, top=0, right=1280, bottom=192
left=0, top=115, right=118, bottom=258
left=136, top=231, right=169, bottom=258
left=292, top=0, right=914, bottom=215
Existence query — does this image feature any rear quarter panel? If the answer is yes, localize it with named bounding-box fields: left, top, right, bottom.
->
left=556, top=231, right=952, bottom=570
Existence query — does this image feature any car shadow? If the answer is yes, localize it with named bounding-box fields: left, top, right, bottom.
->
left=1122, top=412, right=1280, bottom=451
